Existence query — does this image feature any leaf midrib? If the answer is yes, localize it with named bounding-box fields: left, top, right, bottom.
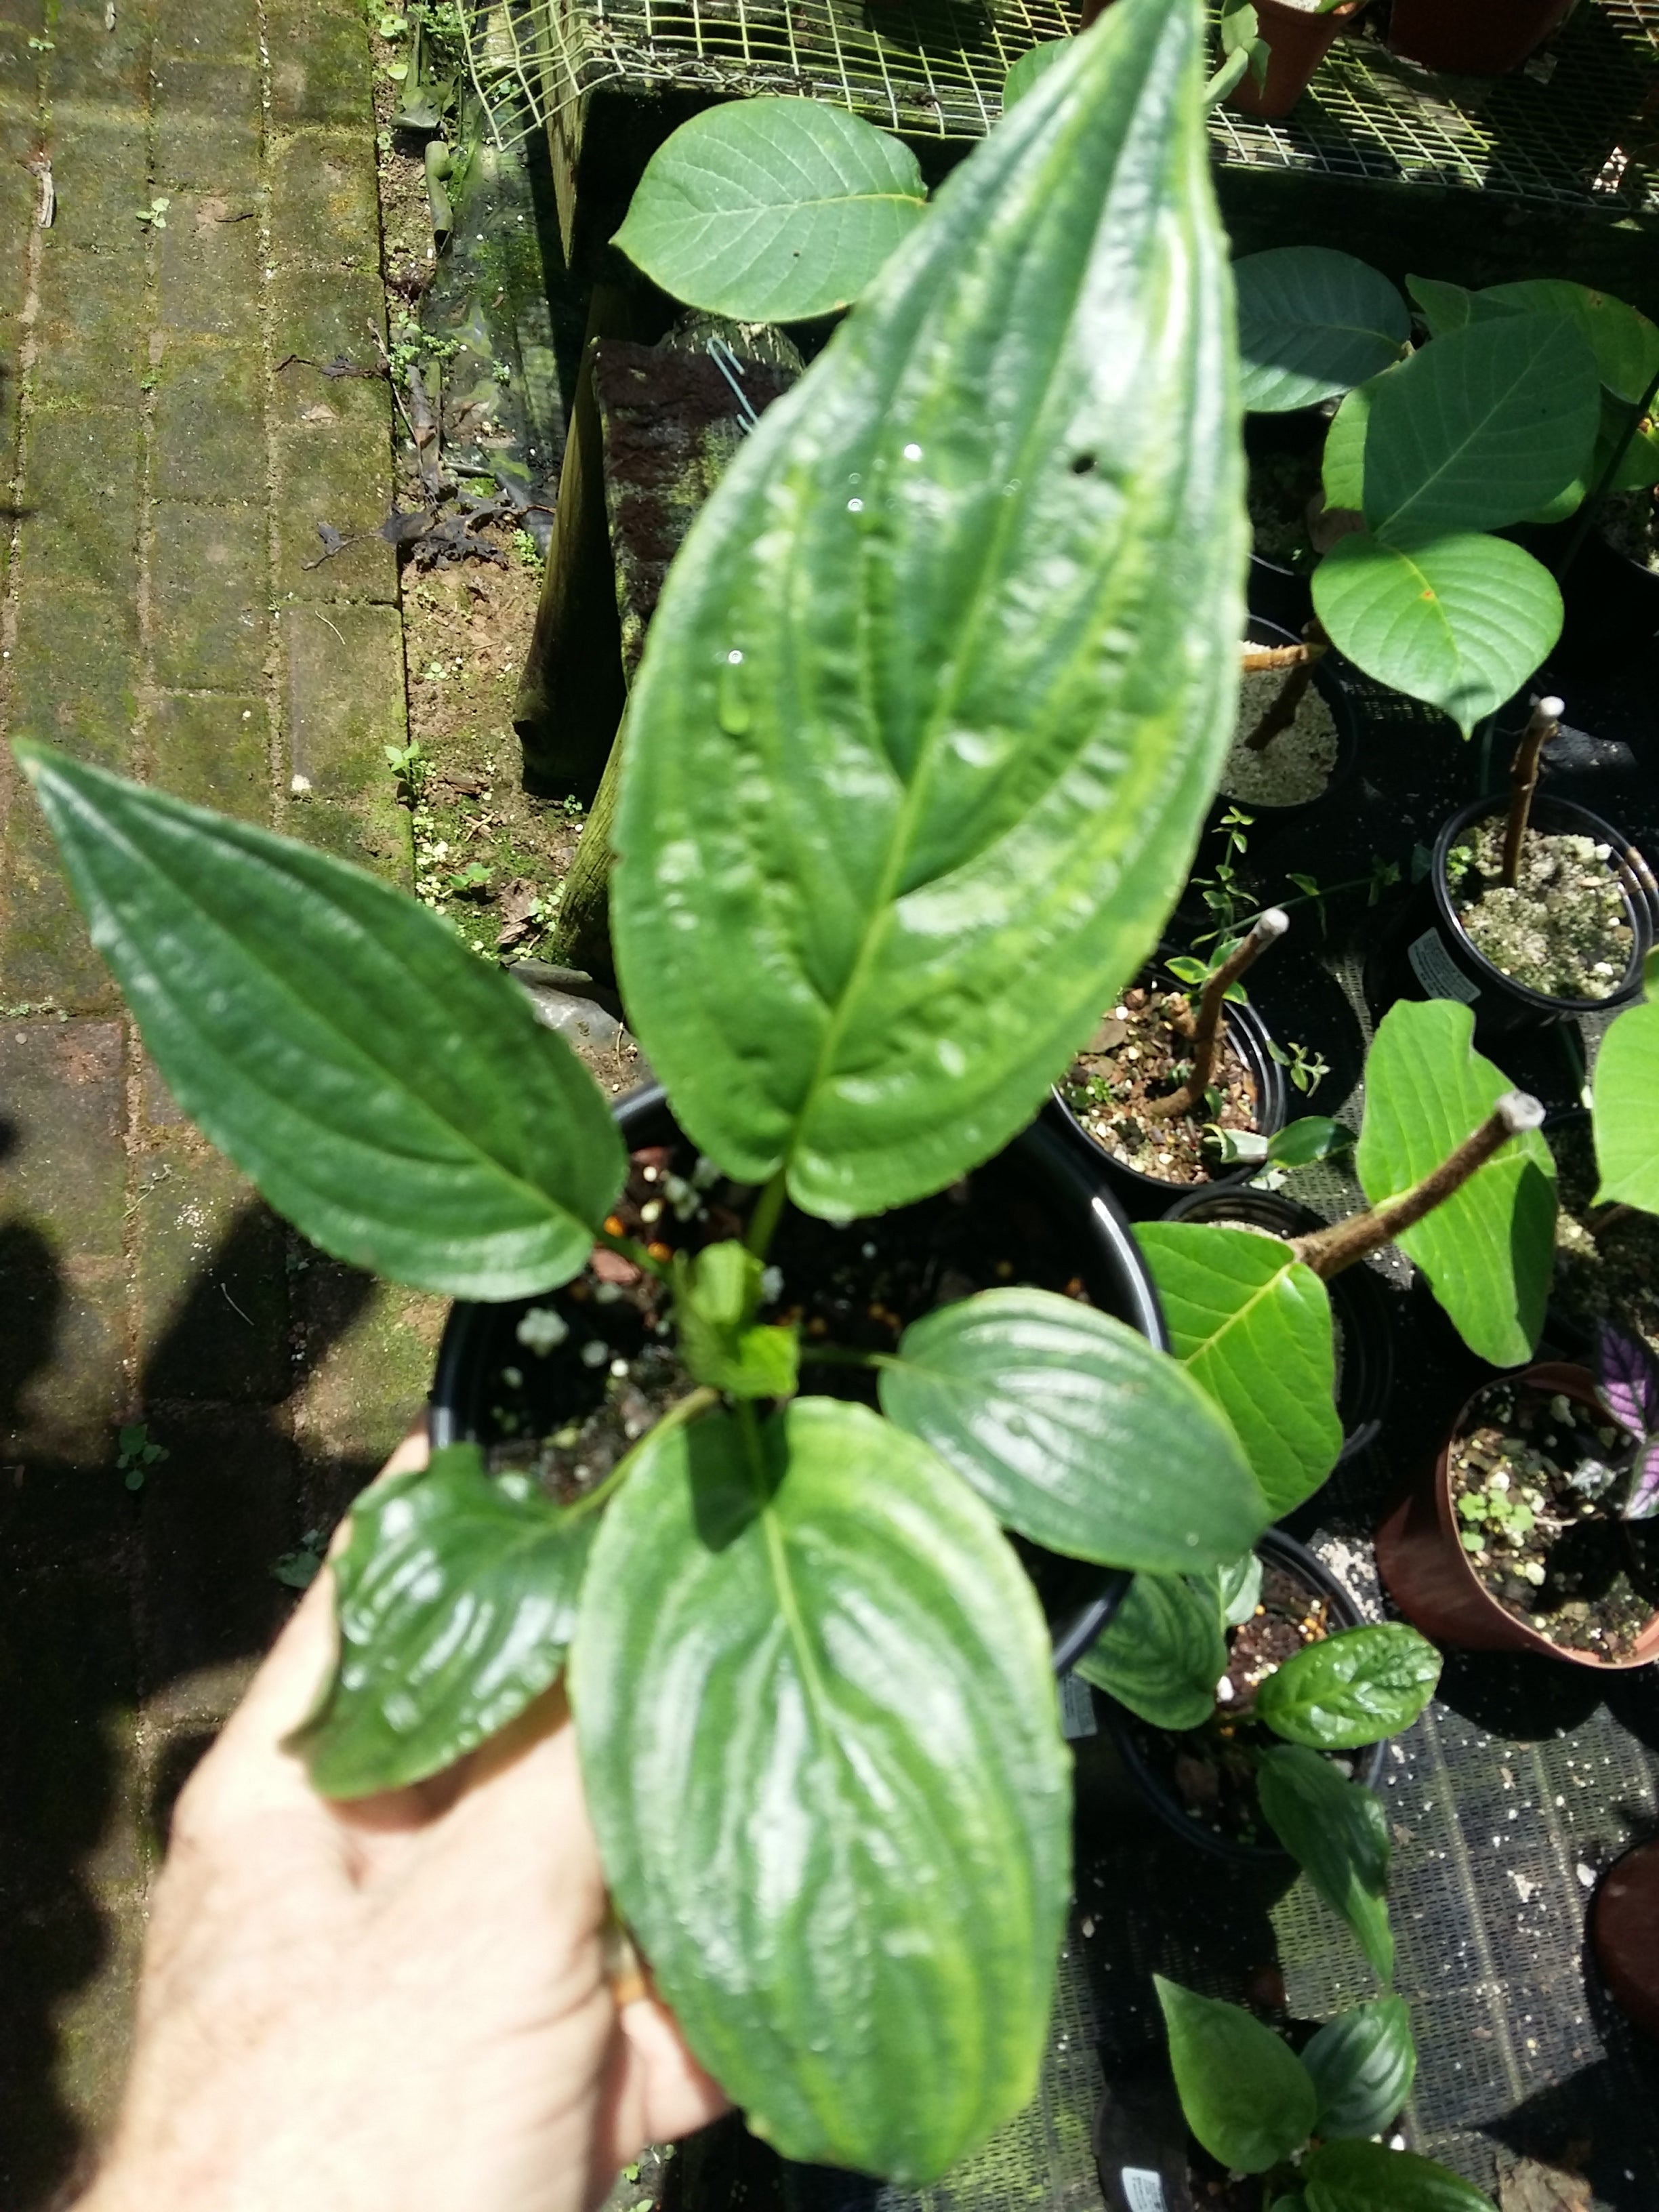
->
left=1373, top=329, right=1580, bottom=537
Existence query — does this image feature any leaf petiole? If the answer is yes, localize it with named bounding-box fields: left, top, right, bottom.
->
left=572, top=1385, right=721, bottom=1519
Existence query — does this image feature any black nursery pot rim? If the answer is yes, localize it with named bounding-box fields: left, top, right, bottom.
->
left=1431, top=793, right=1658, bottom=1017
left=430, top=1084, right=1161, bottom=1677
left=1098, top=1526, right=1389, bottom=1868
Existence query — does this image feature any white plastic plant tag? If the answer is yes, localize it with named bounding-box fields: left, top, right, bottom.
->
left=1120, top=2167, right=1167, bottom=2212
left=1407, top=928, right=1481, bottom=1005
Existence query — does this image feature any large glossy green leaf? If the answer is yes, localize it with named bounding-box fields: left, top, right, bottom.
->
left=1257, top=1745, right=1393, bottom=1983
left=1134, top=1222, right=1340, bottom=1517
left=570, top=1397, right=1069, bottom=2183
left=295, top=1446, right=595, bottom=1797
left=613, top=98, right=927, bottom=324
left=1233, top=247, right=1408, bottom=413
left=611, top=0, right=1245, bottom=1220
left=1303, top=1997, right=1417, bottom=2140
left=1305, top=2140, right=1496, bottom=2211
left=1155, top=1978, right=1317, bottom=2173
left=1357, top=999, right=1556, bottom=1368
left=1256, top=1622, right=1441, bottom=1750
left=1074, top=1569, right=1225, bottom=1729
left=1593, top=980, right=1659, bottom=1212
left=1477, top=279, right=1659, bottom=405
left=878, top=1287, right=1267, bottom=1572
left=1361, top=313, right=1600, bottom=541
left=17, top=744, right=624, bottom=1297
left=1311, top=531, right=1562, bottom=738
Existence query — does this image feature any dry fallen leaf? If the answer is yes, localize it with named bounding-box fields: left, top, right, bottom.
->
left=1500, top=2152, right=1592, bottom=2212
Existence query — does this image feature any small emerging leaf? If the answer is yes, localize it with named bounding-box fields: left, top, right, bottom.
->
left=675, top=1242, right=800, bottom=1399
left=1218, top=1549, right=1263, bottom=1627
left=1155, top=1978, right=1317, bottom=2174
left=1256, top=1621, right=1441, bottom=1750
left=1302, top=1996, right=1417, bottom=2140
left=1075, top=1570, right=1225, bottom=1730
left=1257, top=1744, right=1393, bottom=1982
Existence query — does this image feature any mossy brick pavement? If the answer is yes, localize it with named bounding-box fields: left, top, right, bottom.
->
left=0, top=0, right=443, bottom=2198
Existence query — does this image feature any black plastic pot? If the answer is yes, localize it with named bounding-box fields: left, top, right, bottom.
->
left=1210, top=613, right=1362, bottom=822
left=1049, top=962, right=1290, bottom=1225
left=1158, top=1186, right=1394, bottom=1466
left=1091, top=1528, right=1388, bottom=1867
left=1366, top=794, right=1659, bottom=1038
left=430, top=1084, right=1162, bottom=1675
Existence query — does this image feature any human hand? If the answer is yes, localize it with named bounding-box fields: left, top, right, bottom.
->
left=81, top=1427, right=728, bottom=2212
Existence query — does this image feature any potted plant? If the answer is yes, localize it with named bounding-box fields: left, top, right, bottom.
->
left=1387, top=0, right=1579, bottom=77
left=15, top=0, right=1286, bottom=2184
left=1220, top=618, right=1359, bottom=813
left=1218, top=0, right=1367, bottom=122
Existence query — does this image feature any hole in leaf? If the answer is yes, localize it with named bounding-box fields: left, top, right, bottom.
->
left=1071, top=453, right=1097, bottom=476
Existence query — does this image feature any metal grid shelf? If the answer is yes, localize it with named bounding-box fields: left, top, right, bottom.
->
left=467, top=0, right=1659, bottom=216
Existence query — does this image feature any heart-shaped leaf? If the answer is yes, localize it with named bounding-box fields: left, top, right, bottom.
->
left=17, top=744, right=624, bottom=1298
left=1155, top=1978, right=1317, bottom=2173
left=611, top=0, right=1246, bottom=1220
left=1233, top=246, right=1409, bottom=414
left=1134, top=1222, right=1341, bottom=1517
left=1356, top=999, right=1556, bottom=1368
left=613, top=98, right=928, bottom=324
left=1304, top=2140, right=1498, bottom=2211
left=1302, top=1996, right=1417, bottom=2140
left=1592, top=986, right=1659, bottom=1214
left=878, top=1286, right=1268, bottom=1573
left=1256, top=1621, right=1441, bottom=1749
left=1311, top=531, right=1562, bottom=737
left=1361, top=312, right=1601, bottom=541
left=1257, top=1744, right=1393, bottom=1982
left=1074, top=1568, right=1225, bottom=1729
left=571, top=1397, right=1069, bottom=2184
left=294, top=1446, right=596, bottom=1797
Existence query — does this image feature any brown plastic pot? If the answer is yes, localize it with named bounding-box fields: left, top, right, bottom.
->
left=1374, top=1363, right=1659, bottom=1670
left=1225, top=0, right=1364, bottom=120
left=1593, top=1839, right=1659, bottom=2041
left=1387, top=0, right=1577, bottom=75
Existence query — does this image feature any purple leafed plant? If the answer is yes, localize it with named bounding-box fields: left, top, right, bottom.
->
left=1595, top=1322, right=1659, bottom=1522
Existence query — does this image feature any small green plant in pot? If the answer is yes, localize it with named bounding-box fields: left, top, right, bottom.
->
left=15, top=0, right=1279, bottom=2184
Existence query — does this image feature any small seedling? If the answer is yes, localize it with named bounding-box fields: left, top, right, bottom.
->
left=1144, top=908, right=1287, bottom=1122
left=1268, top=1036, right=1330, bottom=1095
left=446, top=859, right=493, bottom=898
left=512, top=527, right=544, bottom=575
left=384, top=739, right=430, bottom=805
left=134, top=197, right=170, bottom=230
left=117, top=1422, right=168, bottom=1492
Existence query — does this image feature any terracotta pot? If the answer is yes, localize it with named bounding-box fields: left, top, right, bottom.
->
left=1387, top=0, right=1577, bottom=75
left=1593, top=1839, right=1659, bottom=2040
left=1226, top=0, right=1364, bottom=121
left=1375, top=1363, right=1659, bottom=1670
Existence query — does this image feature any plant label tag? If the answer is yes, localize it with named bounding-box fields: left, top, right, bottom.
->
left=1407, top=928, right=1480, bottom=1006
left=1058, top=1672, right=1097, bottom=1740
left=1120, top=2167, right=1167, bottom=2212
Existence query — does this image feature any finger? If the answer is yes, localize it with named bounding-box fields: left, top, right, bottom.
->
left=592, top=1994, right=731, bottom=2189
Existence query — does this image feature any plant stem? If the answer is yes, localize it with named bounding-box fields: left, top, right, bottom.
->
left=569, top=1384, right=719, bottom=1517
left=596, top=1225, right=671, bottom=1282
left=745, top=1168, right=789, bottom=1261
left=1243, top=621, right=1328, bottom=754
left=1193, top=864, right=1386, bottom=951
left=1143, top=909, right=1288, bottom=1122
left=1500, top=695, right=1563, bottom=889
left=1290, top=1091, right=1545, bottom=1279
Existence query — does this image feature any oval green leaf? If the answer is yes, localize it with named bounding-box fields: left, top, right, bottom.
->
left=1257, top=1744, right=1393, bottom=1983
left=878, top=1286, right=1268, bottom=1573
left=1155, top=1978, right=1317, bottom=2174
left=1361, top=312, right=1601, bottom=541
left=1233, top=246, right=1408, bottom=413
left=1357, top=998, right=1557, bottom=1368
left=1269, top=1115, right=1353, bottom=1166
left=1134, top=1221, right=1340, bottom=1517
left=1256, top=1621, right=1441, bottom=1750
left=1311, top=531, right=1562, bottom=737
left=1074, top=1569, right=1225, bottom=1730
left=570, top=1397, right=1069, bottom=2184
left=1593, top=991, right=1659, bottom=1211
left=293, top=1446, right=596, bottom=1797
left=611, top=0, right=1246, bottom=1221
left=1303, top=1996, right=1417, bottom=2140
left=612, top=98, right=927, bottom=324
left=1305, top=2140, right=1498, bottom=2212
left=16, top=743, right=624, bottom=1298
left=1477, top=278, right=1659, bottom=405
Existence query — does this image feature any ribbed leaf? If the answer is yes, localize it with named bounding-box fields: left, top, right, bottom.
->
left=1233, top=246, right=1408, bottom=413
left=878, top=1287, right=1268, bottom=1573
left=611, top=0, right=1244, bottom=1219
left=1593, top=985, right=1659, bottom=1212
left=1074, top=1569, right=1225, bottom=1729
left=1361, top=313, right=1600, bottom=541
left=1134, top=1222, right=1340, bottom=1517
left=570, top=1397, right=1069, bottom=2183
left=295, top=1446, right=595, bottom=1797
left=1257, top=1745, right=1393, bottom=1982
left=1303, top=1997, right=1417, bottom=2140
left=1305, top=2141, right=1497, bottom=2212
left=1311, top=531, right=1562, bottom=737
left=1255, top=1622, right=1440, bottom=1750
left=613, top=99, right=927, bottom=323
left=1155, top=1978, right=1317, bottom=2174
left=1357, top=1000, right=1556, bottom=1368
left=17, top=745, right=623, bottom=1297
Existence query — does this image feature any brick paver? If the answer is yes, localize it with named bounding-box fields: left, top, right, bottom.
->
left=0, top=0, right=441, bottom=2197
